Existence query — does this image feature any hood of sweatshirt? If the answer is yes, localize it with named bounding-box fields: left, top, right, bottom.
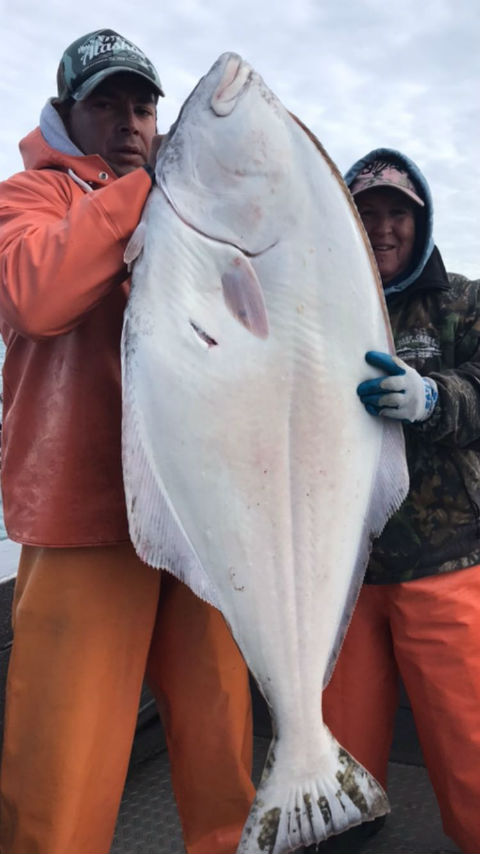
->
left=344, top=147, right=435, bottom=297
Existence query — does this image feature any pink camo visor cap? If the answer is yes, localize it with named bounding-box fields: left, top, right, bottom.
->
left=350, top=160, right=425, bottom=207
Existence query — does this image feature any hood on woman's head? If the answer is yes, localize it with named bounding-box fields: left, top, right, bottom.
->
left=345, top=148, right=435, bottom=295
left=350, top=159, right=425, bottom=208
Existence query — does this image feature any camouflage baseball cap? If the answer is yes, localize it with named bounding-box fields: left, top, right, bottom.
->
left=56, top=29, right=164, bottom=101
left=350, top=159, right=424, bottom=207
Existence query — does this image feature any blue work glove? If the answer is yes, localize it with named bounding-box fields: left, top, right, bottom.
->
left=357, top=351, right=438, bottom=423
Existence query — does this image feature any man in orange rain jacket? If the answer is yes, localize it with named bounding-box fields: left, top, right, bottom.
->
left=0, top=29, right=254, bottom=854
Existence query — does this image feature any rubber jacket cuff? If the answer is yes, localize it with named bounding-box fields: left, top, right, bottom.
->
left=423, top=377, right=438, bottom=420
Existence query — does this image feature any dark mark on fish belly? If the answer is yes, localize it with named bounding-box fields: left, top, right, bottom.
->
left=304, top=792, right=315, bottom=834
left=286, top=805, right=301, bottom=841
left=229, top=568, right=245, bottom=592
left=335, top=748, right=369, bottom=815
left=286, top=793, right=325, bottom=846
left=257, top=807, right=281, bottom=852
left=317, top=795, right=332, bottom=825
left=261, top=746, right=276, bottom=778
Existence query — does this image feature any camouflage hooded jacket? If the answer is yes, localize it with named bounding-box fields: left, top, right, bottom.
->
left=345, top=149, right=480, bottom=583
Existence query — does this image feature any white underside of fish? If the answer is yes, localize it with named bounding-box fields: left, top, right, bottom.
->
left=122, top=53, right=409, bottom=854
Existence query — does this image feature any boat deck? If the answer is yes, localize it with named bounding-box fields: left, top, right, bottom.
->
left=111, top=716, right=460, bottom=854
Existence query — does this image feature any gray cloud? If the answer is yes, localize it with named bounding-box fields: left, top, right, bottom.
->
left=0, top=0, right=478, bottom=276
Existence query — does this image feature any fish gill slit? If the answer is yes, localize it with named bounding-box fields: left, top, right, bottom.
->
left=159, top=180, right=279, bottom=258
left=189, top=319, right=218, bottom=348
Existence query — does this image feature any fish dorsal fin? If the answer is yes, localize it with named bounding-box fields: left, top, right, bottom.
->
left=124, top=221, right=147, bottom=269
left=221, top=255, right=269, bottom=339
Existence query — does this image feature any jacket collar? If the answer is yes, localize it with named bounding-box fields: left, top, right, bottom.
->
left=387, top=246, right=450, bottom=301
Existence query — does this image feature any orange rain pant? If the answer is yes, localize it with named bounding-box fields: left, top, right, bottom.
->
left=322, top=566, right=480, bottom=854
left=0, top=543, right=255, bottom=854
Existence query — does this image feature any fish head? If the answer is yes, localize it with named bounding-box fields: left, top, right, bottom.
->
left=155, top=52, right=298, bottom=256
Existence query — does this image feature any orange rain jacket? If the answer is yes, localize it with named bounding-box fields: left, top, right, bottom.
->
left=0, top=125, right=152, bottom=546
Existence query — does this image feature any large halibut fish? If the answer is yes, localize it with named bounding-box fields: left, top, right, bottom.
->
left=122, top=53, right=409, bottom=854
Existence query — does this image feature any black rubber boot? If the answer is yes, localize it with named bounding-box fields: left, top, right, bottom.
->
left=302, top=815, right=386, bottom=853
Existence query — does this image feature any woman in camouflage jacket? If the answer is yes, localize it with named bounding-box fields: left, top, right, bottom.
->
left=322, top=148, right=480, bottom=854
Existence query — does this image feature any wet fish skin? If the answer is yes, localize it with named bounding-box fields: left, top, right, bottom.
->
left=122, top=52, right=409, bottom=854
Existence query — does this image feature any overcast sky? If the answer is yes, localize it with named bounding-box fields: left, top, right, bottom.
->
left=1, top=0, right=478, bottom=277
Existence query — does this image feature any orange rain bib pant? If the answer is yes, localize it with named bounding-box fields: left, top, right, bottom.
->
left=322, top=565, right=480, bottom=854
left=0, top=543, right=254, bottom=854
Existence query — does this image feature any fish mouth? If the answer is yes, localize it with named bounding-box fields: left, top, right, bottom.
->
left=155, top=53, right=277, bottom=259
left=158, top=178, right=278, bottom=259
left=162, top=54, right=252, bottom=149
left=210, top=55, right=252, bottom=117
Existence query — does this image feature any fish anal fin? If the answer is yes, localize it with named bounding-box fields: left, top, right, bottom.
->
left=124, top=222, right=147, bottom=269
left=221, top=255, right=269, bottom=340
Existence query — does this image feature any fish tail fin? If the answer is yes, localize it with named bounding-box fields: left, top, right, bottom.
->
left=237, top=729, right=389, bottom=854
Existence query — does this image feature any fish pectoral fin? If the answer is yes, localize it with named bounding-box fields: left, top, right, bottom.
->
left=221, top=255, right=269, bottom=340
left=124, top=222, right=147, bottom=269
